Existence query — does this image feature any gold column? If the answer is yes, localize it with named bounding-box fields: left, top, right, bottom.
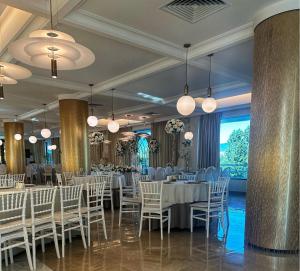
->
left=246, top=10, right=299, bottom=251
left=4, top=122, right=25, bottom=174
left=59, top=99, right=89, bottom=173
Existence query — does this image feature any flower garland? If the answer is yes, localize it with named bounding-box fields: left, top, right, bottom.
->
left=88, top=131, right=104, bottom=145
left=165, top=119, right=185, bottom=134
left=128, top=139, right=138, bottom=154
left=149, top=139, right=159, bottom=153
left=116, top=141, right=126, bottom=156
left=182, top=139, right=192, bottom=147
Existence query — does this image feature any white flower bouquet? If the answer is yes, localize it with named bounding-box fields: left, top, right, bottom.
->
left=149, top=139, right=159, bottom=153
left=88, top=131, right=104, bottom=145
left=165, top=119, right=185, bottom=134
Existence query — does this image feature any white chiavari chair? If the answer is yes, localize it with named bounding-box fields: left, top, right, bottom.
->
left=62, top=172, right=73, bottom=185
left=54, top=185, right=87, bottom=257
left=0, top=190, right=33, bottom=271
left=155, top=167, right=166, bottom=181
left=218, top=176, right=230, bottom=228
left=147, top=167, right=156, bottom=180
left=43, top=165, right=53, bottom=184
left=139, top=181, right=172, bottom=240
left=204, top=166, right=216, bottom=182
left=100, top=174, right=114, bottom=213
left=195, top=168, right=206, bottom=181
left=119, top=178, right=141, bottom=227
left=56, top=173, right=63, bottom=186
left=0, top=174, right=7, bottom=187
left=190, top=179, right=229, bottom=238
left=82, top=180, right=107, bottom=246
left=179, top=174, right=196, bottom=181
left=165, top=166, right=173, bottom=176
left=9, top=173, right=25, bottom=183
left=27, top=187, right=60, bottom=269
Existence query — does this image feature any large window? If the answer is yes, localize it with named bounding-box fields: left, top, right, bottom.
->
left=220, top=115, right=250, bottom=179
left=134, top=129, right=151, bottom=173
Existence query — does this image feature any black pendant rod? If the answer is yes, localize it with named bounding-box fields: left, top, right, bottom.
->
left=207, top=54, right=214, bottom=97
left=183, top=43, right=191, bottom=95
left=111, top=88, right=115, bottom=120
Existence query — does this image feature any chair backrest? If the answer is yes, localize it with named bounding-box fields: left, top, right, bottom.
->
left=165, top=166, right=173, bottom=175
left=30, top=187, right=57, bottom=225
left=0, top=174, right=7, bottom=187
left=44, top=165, right=52, bottom=174
left=0, top=190, right=27, bottom=229
left=59, top=185, right=83, bottom=216
left=205, top=166, right=216, bottom=182
left=139, top=181, right=163, bottom=211
left=56, top=173, right=63, bottom=186
left=9, top=173, right=25, bottom=183
left=207, top=180, right=228, bottom=208
left=0, top=164, right=7, bottom=175
left=179, top=174, right=196, bottom=181
left=217, top=176, right=230, bottom=202
left=86, top=182, right=105, bottom=211
left=221, top=167, right=231, bottom=177
left=147, top=167, right=156, bottom=180
left=63, top=172, right=73, bottom=181
left=155, top=167, right=166, bottom=181
left=95, top=174, right=113, bottom=191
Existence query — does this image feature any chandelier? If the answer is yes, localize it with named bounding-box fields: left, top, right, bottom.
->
left=202, top=54, right=217, bottom=113
left=0, top=62, right=31, bottom=99
left=176, top=44, right=195, bottom=116
left=8, top=0, right=95, bottom=79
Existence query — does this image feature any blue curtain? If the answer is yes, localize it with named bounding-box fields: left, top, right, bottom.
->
left=198, top=113, right=222, bottom=169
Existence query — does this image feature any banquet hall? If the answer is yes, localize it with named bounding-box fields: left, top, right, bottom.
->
left=0, top=0, right=298, bottom=270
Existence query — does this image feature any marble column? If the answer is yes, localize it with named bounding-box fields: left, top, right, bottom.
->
left=4, top=122, right=25, bottom=174
left=246, top=9, right=299, bottom=251
left=59, top=97, right=90, bottom=173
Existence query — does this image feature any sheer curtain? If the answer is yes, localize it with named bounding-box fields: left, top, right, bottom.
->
left=198, top=113, right=222, bottom=169
left=150, top=121, right=180, bottom=167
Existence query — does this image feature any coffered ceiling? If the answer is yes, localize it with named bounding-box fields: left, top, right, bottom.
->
left=0, top=0, right=289, bottom=136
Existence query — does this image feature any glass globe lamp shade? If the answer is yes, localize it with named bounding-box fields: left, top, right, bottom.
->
left=107, top=120, right=120, bottom=133
left=87, top=115, right=98, bottom=127
left=47, top=145, right=53, bottom=151
left=0, top=139, right=3, bottom=146
left=41, top=128, right=51, bottom=139
left=14, top=133, right=22, bottom=140
left=51, top=145, right=57, bottom=150
left=29, top=135, right=37, bottom=144
left=176, top=95, right=195, bottom=116
left=184, top=131, right=193, bottom=140
left=202, top=97, right=217, bottom=113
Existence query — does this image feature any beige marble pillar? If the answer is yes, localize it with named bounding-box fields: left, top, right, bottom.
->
left=246, top=10, right=299, bottom=251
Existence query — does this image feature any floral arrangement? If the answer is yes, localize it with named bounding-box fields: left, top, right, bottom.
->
left=165, top=119, right=185, bottom=134
left=116, top=141, right=126, bottom=156
left=88, top=131, right=104, bottom=145
left=149, top=139, right=159, bottom=153
left=128, top=139, right=138, bottom=154
left=112, top=165, right=137, bottom=173
left=182, top=139, right=192, bottom=147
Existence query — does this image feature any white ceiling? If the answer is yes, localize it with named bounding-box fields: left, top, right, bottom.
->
left=0, top=0, right=285, bottom=136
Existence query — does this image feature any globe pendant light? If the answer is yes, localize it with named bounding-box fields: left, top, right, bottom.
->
left=8, top=0, right=95, bottom=79
left=184, top=131, right=193, bottom=140
left=41, top=104, right=51, bottom=138
left=177, top=44, right=195, bottom=116
left=87, top=83, right=98, bottom=127
left=29, top=120, right=37, bottom=144
left=107, top=89, right=119, bottom=133
left=202, top=54, right=217, bottom=113
left=0, top=139, right=2, bottom=146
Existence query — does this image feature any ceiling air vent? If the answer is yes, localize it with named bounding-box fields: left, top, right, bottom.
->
left=160, top=0, right=230, bottom=24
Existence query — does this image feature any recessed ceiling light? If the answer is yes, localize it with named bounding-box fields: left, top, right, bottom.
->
left=137, top=92, right=165, bottom=104
left=31, top=117, right=39, bottom=122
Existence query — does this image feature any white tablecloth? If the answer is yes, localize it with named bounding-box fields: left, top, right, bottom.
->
left=163, top=181, right=208, bottom=204
left=73, top=174, right=126, bottom=189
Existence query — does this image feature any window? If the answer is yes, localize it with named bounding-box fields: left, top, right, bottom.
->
left=220, top=115, right=250, bottom=179
left=134, top=129, right=151, bottom=173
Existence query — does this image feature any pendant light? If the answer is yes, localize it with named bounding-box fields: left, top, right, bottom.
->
left=184, top=118, right=193, bottom=140
left=0, top=139, right=2, bottom=146
left=8, top=0, right=95, bottom=79
left=41, top=104, right=51, bottom=138
left=13, top=115, right=22, bottom=140
left=87, top=83, right=98, bottom=127
left=177, top=44, right=195, bottom=116
left=202, top=54, right=217, bottom=113
left=107, top=89, right=119, bottom=133
left=29, top=120, right=37, bottom=144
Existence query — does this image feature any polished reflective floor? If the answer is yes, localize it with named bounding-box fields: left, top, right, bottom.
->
left=3, top=194, right=299, bottom=271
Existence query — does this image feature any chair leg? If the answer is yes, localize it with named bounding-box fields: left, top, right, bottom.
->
left=9, top=247, right=13, bottom=264
left=79, top=218, right=87, bottom=249
left=110, top=192, right=114, bottom=213
left=102, top=211, right=107, bottom=240
left=206, top=214, right=210, bottom=238
left=61, top=228, right=65, bottom=258
left=0, top=242, right=2, bottom=271
left=41, top=235, right=45, bottom=253
left=68, top=230, right=72, bottom=243
left=160, top=213, right=163, bottom=241
left=24, top=228, right=33, bottom=271
left=4, top=246, right=8, bottom=266
left=226, top=205, right=230, bottom=228
left=148, top=217, right=151, bottom=232
left=119, top=205, right=122, bottom=227
left=190, top=207, right=193, bottom=233
left=168, top=209, right=171, bottom=234
left=87, top=218, right=91, bottom=247
left=139, top=214, right=143, bottom=238
left=52, top=223, right=60, bottom=259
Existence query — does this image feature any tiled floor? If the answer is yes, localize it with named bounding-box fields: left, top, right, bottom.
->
left=2, top=194, right=299, bottom=271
